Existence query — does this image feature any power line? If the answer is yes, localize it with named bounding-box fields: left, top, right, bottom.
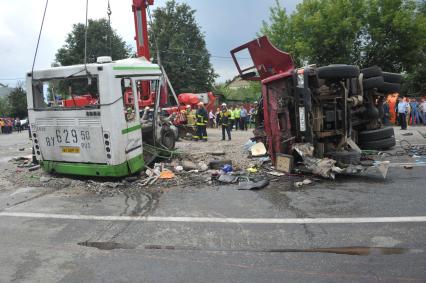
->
left=31, top=0, right=49, bottom=76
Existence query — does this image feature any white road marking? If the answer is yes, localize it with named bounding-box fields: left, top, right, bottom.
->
left=0, top=212, right=426, bottom=224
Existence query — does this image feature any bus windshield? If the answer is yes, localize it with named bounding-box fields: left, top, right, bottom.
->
left=32, top=76, right=99, bottom=110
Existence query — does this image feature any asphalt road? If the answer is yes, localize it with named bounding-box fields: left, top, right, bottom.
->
left=0, top=129, right=426, bottom=283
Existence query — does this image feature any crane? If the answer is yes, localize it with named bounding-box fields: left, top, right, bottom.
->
left=132, top=0, right=153, bottom=60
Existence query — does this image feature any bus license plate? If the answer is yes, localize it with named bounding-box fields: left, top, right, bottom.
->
left=61, top=147, right=80, bottom=154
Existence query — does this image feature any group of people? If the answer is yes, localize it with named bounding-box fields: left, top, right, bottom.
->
left=0, top=118, right=22, bottom=134
left=185, top=102, right=257, bottom=142
left=394, top=97, right=426, bottom=130
left=208, top=104, right=256, bottom=131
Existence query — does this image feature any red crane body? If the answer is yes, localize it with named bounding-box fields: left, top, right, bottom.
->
left=132, top=0, right=154, bottom=60
left=131, top=0, right=216, bottom=118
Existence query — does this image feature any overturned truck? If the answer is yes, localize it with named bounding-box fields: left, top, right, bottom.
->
left=231, top=36, right=401, bottom=165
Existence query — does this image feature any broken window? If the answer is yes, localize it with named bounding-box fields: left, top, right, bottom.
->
left=32, top=76, right=99, bottom=110
left=121, top=78, right=136, bottom=122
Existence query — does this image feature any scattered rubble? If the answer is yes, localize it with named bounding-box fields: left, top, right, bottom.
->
left=40, top=176, right=51, bottom=183
left=294, top=179, right=313, bottom=188
left=238, top=177, right=269, bottom=190
left=209, top=160, right=232, bottom=170
left=250, top=142, right=267, bottom=157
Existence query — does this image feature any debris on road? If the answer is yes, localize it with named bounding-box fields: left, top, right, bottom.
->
left=198, top=162, right=208, bottom=172
left=217, top=174, right=239, bottom=184
left=174, top=165, right=184, bottom=172
left=40, top=176, right=51, bottom=183
left=159, top=170, right=175, bottom=179
left=238, top=177, right=270, bottom=190
left=250, top=142, right=267, bottom=157
left=208, top=151, right=226, bottom=156
left=267, top=171, right=286, bottom=177
left=246, top=166, right=258, bottom=173
left=221, top=164, right=233, bottom=173
left=243, top=140, right=257, bottom=152
left=28, top=165, right=41, bottom=171
left=182, top=160, right=198, bottom=171
left=294, top=179, right=313, bottom=188
left=275, top=154, right=293, bottom=173
left=209, top=160, right=232, bottom=170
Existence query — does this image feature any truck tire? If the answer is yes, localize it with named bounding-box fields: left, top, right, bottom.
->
left=361, top=66, right=382, bottom=78
left=382, top=72, right=402, bottom=84
left=358, top=127, right=394, bottom=142
left=318, top=65, right=360, bottom=79
left=328, top=150, right=361, bottom=164
left=362, top=76, right=384, bottom=90
left=359, top=136, right=396, bottom=150
left=161, top=129, right=176, bottom=150
left=378, top=82, right=401, bottom=94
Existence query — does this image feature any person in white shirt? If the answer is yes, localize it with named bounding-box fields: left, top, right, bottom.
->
left=396, top=97, right=409, bottom=130
left=420, top=98, right=426, bottom=126
left=208, top=110, right=216, bottom=128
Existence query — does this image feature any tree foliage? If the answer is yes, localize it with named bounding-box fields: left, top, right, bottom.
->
left=0, top=83, right=27, bottom=118
left=215, top=81, right=261, bottom=103
left=8, top=84, right=27, bottom=119
left=261, top=0, right=426, bottom=94
left=0, top=96, right=11, bottom=117
left=149, top=0, right=217, bottom=94
left=55, top=19, right=131, bottom=66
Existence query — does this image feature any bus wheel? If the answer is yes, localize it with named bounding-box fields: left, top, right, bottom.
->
left=161, top=129, right=176, bottom=150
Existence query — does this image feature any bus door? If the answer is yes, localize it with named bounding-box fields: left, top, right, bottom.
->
left=121, top=78, right=143, bottom=172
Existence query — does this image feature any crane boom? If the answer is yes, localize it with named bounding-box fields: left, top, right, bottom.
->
left=132, top=0, right=154, bottom=59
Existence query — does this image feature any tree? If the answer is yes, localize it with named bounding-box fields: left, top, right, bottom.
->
left=260, top=1, right=297, bottom=60
left=149, top=0, right=217, bottom=94
left=215, top=81, right=261, bottom=103
left=8, top=83, right=27, bottom=118
left=260, top=0, right=426, bottom=94
left=360, top=0, right=426, bottom=73
left=261, top=0, right=366, bottom=65
left=0, top=96, right=12, bottom=117
left=55, top=18, right=131, bottom=66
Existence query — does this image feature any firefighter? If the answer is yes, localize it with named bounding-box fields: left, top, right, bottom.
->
left=219, top=103, right=232, bottom=141
left=183, top=104, right=191, bottom=123
left=194, top=102, right=208, bottom=141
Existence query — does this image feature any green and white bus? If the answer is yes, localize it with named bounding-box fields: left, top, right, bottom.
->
left=27, top=56, right=172, bottom=177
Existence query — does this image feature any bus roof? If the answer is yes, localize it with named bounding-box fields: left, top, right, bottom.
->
left=28, top=57, right=162, bottom=80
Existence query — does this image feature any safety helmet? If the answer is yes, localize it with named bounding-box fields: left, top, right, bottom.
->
left=221, top=103, right=227, bottom=107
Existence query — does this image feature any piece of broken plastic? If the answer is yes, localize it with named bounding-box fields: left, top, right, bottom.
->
left=293, top=143, right=314, bottom=158
left=238, top=179, right=270, bottom=190
left=218, top=174, right=239, bottom=183
left=221, top=164, right=233, bottom=173
left=159, top=170, right=175, bottom=179
left=251, top=142, right=267, bottom=156
left=243, top=140, right=257, bottom=152
left=246, top=167, right=258, bottom=173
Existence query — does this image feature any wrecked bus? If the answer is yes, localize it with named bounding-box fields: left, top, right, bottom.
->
left=231, top=36, right=402, bottom=165
left=26, top=56, right=175, bottom=177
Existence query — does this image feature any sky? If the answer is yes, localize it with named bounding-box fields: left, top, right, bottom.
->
left=0, top=0, right=300, bottom=87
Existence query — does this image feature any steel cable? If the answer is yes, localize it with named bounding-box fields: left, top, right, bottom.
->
left=31, top=0, right=49, bottom=76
